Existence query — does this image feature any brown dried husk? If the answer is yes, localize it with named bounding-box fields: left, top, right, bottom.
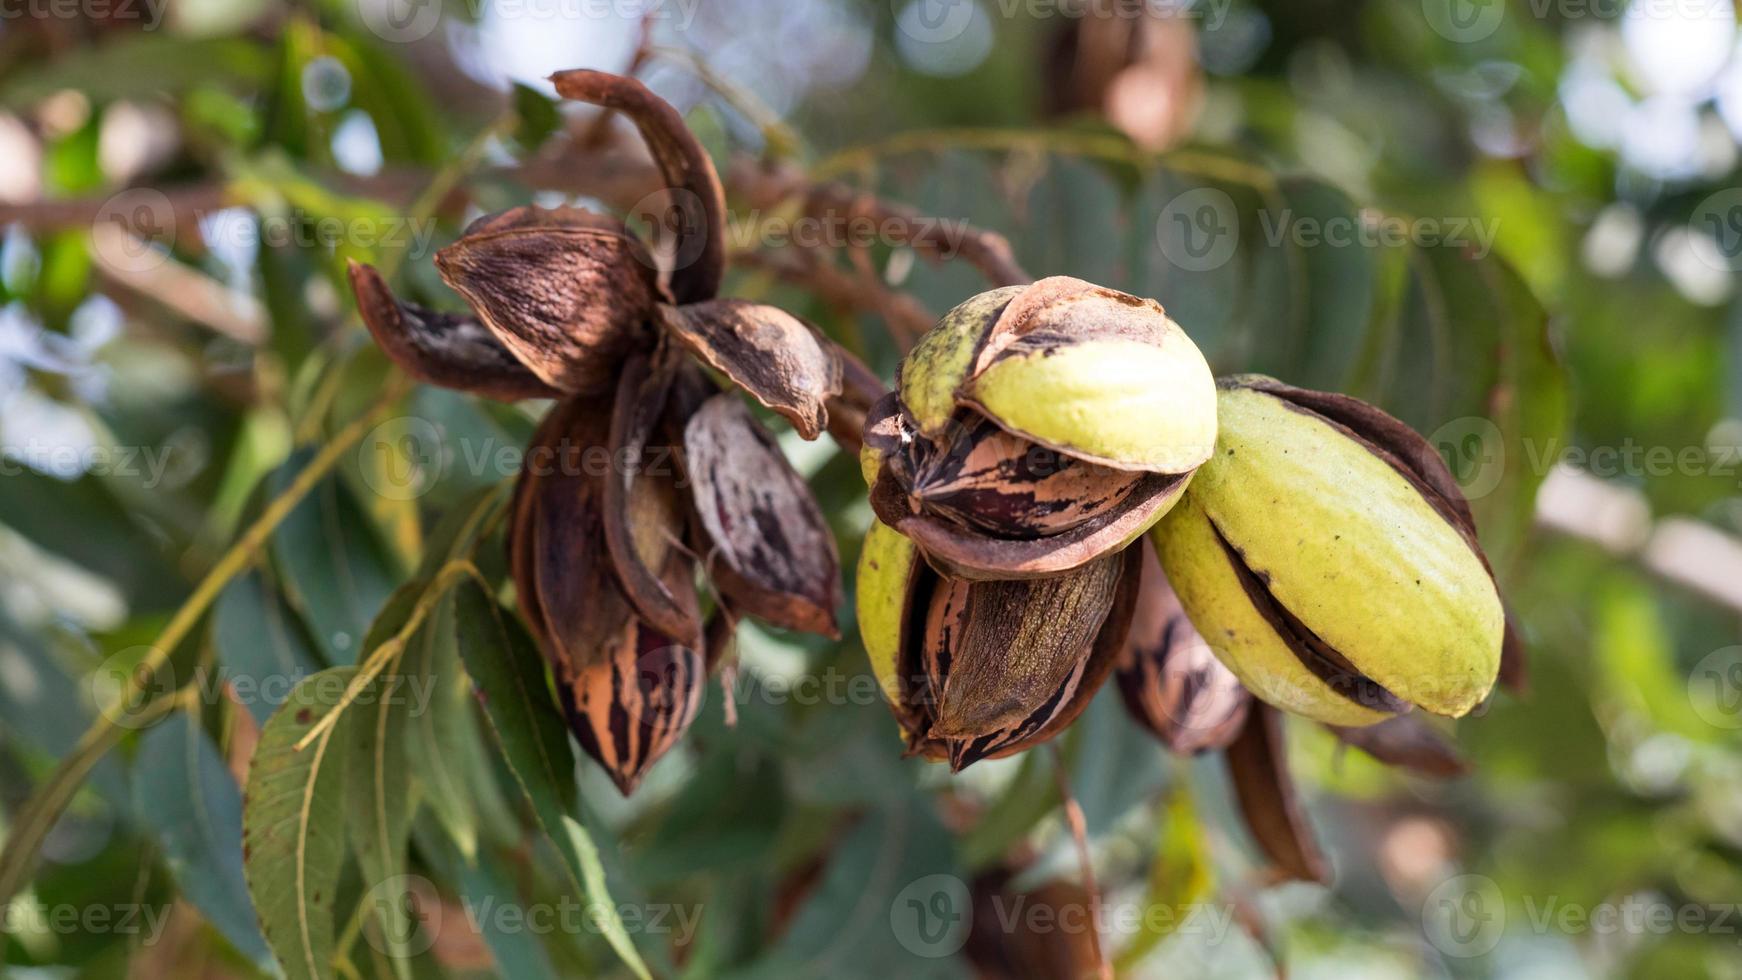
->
left=434, top=209, right=659, bottom=396
left=906, top=410, right=1148, bottom=539
left=895, top=545, right=1143, bottom=771
left=1226, top=704, right=1328, bottom=884
left=679, top=391, right=841, bottom=637
left=347, top=260, right=561, bottom=402
left=920, top=551, right=1123, bottom=739
left=1115, top=542, right=1250, bottom=755
left=558, top=551, right=707, bottom=795
left=656, top=299, right=843, bottom=440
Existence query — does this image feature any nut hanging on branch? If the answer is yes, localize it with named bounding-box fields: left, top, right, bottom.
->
left=346, top=69, right=847, bottom=795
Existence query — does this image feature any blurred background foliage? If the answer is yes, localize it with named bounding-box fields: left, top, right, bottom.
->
left=0, top=0, right=1739, bottom=977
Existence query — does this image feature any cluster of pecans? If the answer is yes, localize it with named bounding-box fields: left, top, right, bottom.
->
left=351, top=70, right=850, bottom=793
left=349, top=70, right=1518, bottom=828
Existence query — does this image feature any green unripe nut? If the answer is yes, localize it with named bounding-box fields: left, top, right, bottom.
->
left=900, top=277, right=1217, bottom=472
left=1152, top=376, right=1505, bottom=727
left=865, top=277, right=1218, bottom=580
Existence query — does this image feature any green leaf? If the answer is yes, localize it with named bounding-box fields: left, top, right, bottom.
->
left=562, top=814, right=648, bottom=976
left=451, top=581, right=652, bottom=980
left=1065, top=692, right=1169, bottom=839
left=0, top=467, right=185, bottom=609
left=1387, top=245, right=1569, bottom=566
left=1265, top=176, right=1387, bottom=389
left=214, top=568, right=322, bottom=724
left=343, top=583, right=423, bottom=978
left=331, top=28, right=446, bottom=165
left=416, top=824, right=563, bottom=980
left=400, top=594, right=477, bottom=858
left=269, top=455, right=397, bottom=664
left=1130, top=168, right=1246, bottom=369
left=243, top=667, right=356, bottom=980
left=957, top=751, right=1056, bottom=871
left=1114, top=789, right=1213, bottom=970
left=2, top=35, right=272, bottom=108
left=403, top=486, right=520, bottom=856
left=1017, top=156, right=1128, bottom=283
left=0, top=610, right=126, bottom=803
left=133, top=712, right=274, bottom=969
left=512, top=82, right=563, bottom=152
left=736, top=796, right=964, bottom=978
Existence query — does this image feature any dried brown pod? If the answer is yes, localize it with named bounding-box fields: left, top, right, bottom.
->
left=1114, top=543, right=1250, bottom=755
left=347, top=70, right=848, bottom=795
left=858, top=518, right=1142, bottom=771
left=920, top=554, right=1123, bottom=764
left=602, top=351, right=698, bottom=647
left=433, top=208, right=659, bottom=395
left=1226, top=705, right=1328, bottom=885
left=905, top=410, right=1148, bottom=540
left=964, top=870, right=1103, bottom=980
left=549, top=68, right=726, bottom=306
left=681, top=392, right=841, bottom=637
left=658, top=300, right=843, bottom=440
left=1328, top=715, right=1470, bottom=779
left=560, top=552, right=708, bottom=795
left=511, top=396, right=644, bottom=670
left=347, top=261, right=561, bottom=402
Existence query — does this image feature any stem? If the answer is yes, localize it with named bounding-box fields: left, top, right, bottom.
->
left=0, top=375, right=409, bottom=918
left=0, top=685, right=190, bottom=925
left=292, top=559, right=485, bottom=752
left=376, top=113, right=518, bottom=283
left=645, top=44, right=802, bottom=159
left=1049, top=742, right=1112, bottom=980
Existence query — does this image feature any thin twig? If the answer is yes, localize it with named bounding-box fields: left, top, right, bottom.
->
left=729, top=158, right=1031, bottom=288
left=89, top=225, right=268, bottom=345
left=645, top=44, right=802, bottom=159
left=1049, top=742, right=1112, bottom=980
left=292, top=559, right=485, bottom=752
left=0, top=375, right=410, bottom=919
left=735, top=248, right=933, bottom=346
